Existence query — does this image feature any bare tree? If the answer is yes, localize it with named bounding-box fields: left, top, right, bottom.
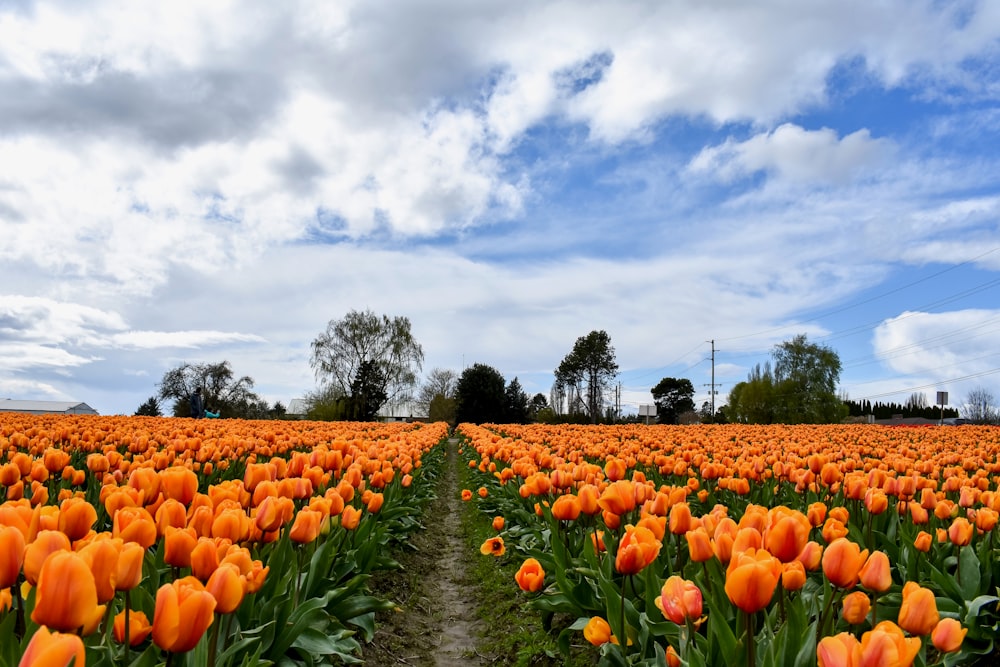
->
left=905, top=392, right=928, bottom=411
left=414, top=368, right=458, bottom=417
left=962, top=387, right=999, bottom=424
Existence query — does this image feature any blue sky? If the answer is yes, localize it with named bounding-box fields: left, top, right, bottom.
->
left=0, top=1, right=998, bottom=417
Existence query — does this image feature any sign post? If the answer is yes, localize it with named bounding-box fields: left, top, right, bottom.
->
left=936, top=391, right=948, bottom=425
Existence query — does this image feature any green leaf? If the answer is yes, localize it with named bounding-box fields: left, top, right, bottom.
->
left=958, top=546, right=982, bottom=601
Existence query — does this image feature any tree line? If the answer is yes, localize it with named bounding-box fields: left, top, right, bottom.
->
left=137, top=309, right=1000, bottom=425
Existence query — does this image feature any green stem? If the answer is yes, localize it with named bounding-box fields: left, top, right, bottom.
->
left=620, top=575, right=628, bottom=654
left=746, top=611, right=756, bottom=667
left=124, top=589, right=131, bottom=664
left=208, top=614, right=221, bottom=667
left=13, top=581, right=25, bottom=641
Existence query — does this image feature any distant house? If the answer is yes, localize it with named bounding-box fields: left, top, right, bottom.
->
left=286, top=398, right=309, bottom=418
left=0, top=399, right=99, bottom=415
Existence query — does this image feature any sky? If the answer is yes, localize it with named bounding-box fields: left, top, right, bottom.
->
left=1, top=0, right=999, bottom=418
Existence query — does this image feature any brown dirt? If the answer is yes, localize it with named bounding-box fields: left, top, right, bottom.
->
left=364, top=438, right=486, bottom=667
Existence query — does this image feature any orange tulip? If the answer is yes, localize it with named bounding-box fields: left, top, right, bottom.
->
left=154, top=498, right=188, bottom=537
left=724, top=548, right=781, bottom=613
left=796, top=540, right=824, bottom=571
left=822, top=538, right=868, bottom=589
left=615, top=525, right=661, bottom=575
left=897, top=581, right=939, bottom=636
left=163, top=526, right=198, bottom=569
left=577, top=484, right=601, bottom=515
left=152, top=576, right=216, bottom=653
left=480, top=537, right=505, bottom=557
left=781, top=560, right=807, bottom=591
left=112, top=506, right=157, bottom=549
left=656, top=576, right=702, bottom=624
left=491, top=516, right=505, bottom=531
left=947, top=517, right=974, bottom=547
left=668, top=502, right=692, bottom=535
left=858, top=551, right=892, bottom=593
left=822, top=518, right=849, bottom=543
left=113, top=609, right=153, bottom=646
left=764, top=511, right=811, bottom=563
left=913, top=531, right=933, bottom=553
left=205, top=562, right=247, bottom=614
left=858, top=621, right=920, bottom=667
left=931, top=618, right=967, bottom=653
left=31, top=550, right=106, bottom=634
left=289, top=508, right=324, bottom=544
left=551, top=494, right=581, bottom=522
left=57, top=497, right=97, bottom=542
left=816, top=632, right=860, bottom=667
left=115, top=541, right=145, bottom=592
left=78, top=538, right=120, bottom=603
left=366, top=492, right=384, bottom=513
left=18, top=625, right=86, bottom=667
left=685, top=527, right=715, bottom=562
left=514, top=558, right=545, bottom=593
left=583, top=616, right=613, bottom=646
left=461, top=489, right=473, bottom=501
left=190, top=538, right=220, bottom=582
left=340, top=505, right=361, bottom=531
left=0, top=524, right=26, bottom=589
left=598, top=480, right=637, bottom=516
left=841, top=591, right=871, bottom=625
left=22, top=529, right=72, bottom=586
left=159, top=466, right=199, bottom=505
left=807, top=502, right=828, bottom=527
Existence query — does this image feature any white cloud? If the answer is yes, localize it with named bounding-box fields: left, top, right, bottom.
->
left=689, top=124, right=892, bottom=185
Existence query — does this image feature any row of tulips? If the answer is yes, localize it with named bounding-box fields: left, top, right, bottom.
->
left=0, top=414, right=450, bottom=666
left=458, top=423, right=1000, bottom=667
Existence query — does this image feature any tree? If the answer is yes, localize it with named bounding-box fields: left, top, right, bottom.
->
left=726, top=363, right=776, bottom=424
left=651, top=377, right=695, bottom=425
left=962, top=387, right=999, bottom=424
left=504, top=377, right=530, bottom=424
left=528, top=393, right=549, bottom=421
left=310, top=309, right=424, bottom=419
left=157, top=361, right=262, bottom=419
left=772, top=334, right=846, bottom=424
left=555, top=330, right=618, bottom=423
left=455, top=363, right=507, bottom=424
left=134, top=396, right=162, bottom=417
left=414, top=368, right=458, bottom=417
left=905, top=392, right=928, bottom=411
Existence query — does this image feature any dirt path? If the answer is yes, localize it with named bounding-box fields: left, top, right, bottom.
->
left=365, top=437, right=485, bottom=667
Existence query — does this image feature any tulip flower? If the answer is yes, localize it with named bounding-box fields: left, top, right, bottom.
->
left=913, top=531, right=933, bottom=553
left=685, top=527, right=715, bottom=562
left=164, top=526, right=199, bottom=569
left=113, top=609, right=153, bottom=647
left=18, top=625, right=86, bottom=667
left=31, top=550, right=106, bottom=634
left=78, top=538, right=120, bottom=604
left=112, top=506, right=157, bottom=549
left=491, top=516, right=505, bottom=531
left=550, top=494, right=581, bottom=522
left=897, top=581, right=939, bottom=636
left=57, top=497, right=97, bottom=542
left=0, top=524, right=26, bottom=589
left=159, top=466, right=199, bottom=505
left=724, top=548, right=781, bottom=613
left=841, top=591, right=871, bottom=625
left=668, top=502, right=692, bottom=535
left=598, top=480, right=637, bottom=515
left=858, top=621, right=920, bottom=667
left=115, top=541, right=145, bottom=592
left=947, top=517, right=974, bottom=547
left=514, top=558, right=545, bottom=593
left=781, top=560, right=807, bottom=591
left=615, top=525, right=661, bottom=575
left=152, top=576, right=217, bottom=653
left=816, top=632, right=860, bottom=667
left=858, top=551, right=892, bottom=593
left=461, top=489, right=473, bottom=501
left=931, top=618, right=967, bottom=653
left=205, top=562, right=247, bottom=614
left=480, top=537, right=505, bottom=557
left=656, top=576, right=702, bottom=625
left=22, top=529, right=73, bottom=586
left=583, top=616, right=613, bottom=646
left=289, top=508, right=324, bottom=544
left=190, top=538, right=221, bottom=582
left=764, top=512, right=810, bottom=563
left=340, top=505, right=361, bottom=530
left=822, top=538, right=869, bottom=589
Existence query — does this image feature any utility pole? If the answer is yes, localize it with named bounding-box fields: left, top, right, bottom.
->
left=704, top=339, right=722, bottom=420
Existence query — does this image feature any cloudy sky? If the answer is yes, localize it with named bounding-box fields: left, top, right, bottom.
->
left=2, top=0, right=999, bottom=417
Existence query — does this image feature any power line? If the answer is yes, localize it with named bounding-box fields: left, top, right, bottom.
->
left=848, top=366, right=1000, bottom=402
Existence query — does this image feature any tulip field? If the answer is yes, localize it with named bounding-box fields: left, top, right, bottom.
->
left=0, top=414, right=447, bottom=667
left=459, top=423, right=1000, bottom=667
left=1, top=416, right=999, bottom=667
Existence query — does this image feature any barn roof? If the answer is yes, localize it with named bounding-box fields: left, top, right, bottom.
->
left=0, top=399, right=99, bottom=415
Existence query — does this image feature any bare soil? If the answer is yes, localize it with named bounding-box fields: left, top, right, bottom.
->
left=364, top=438, right=486, bottom=667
